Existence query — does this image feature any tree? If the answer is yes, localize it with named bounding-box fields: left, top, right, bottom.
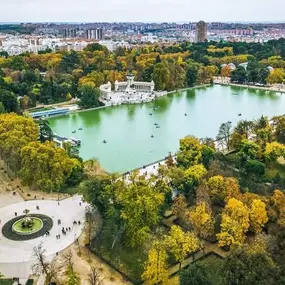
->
left=20, top=141, right=79, bottom=192
left=0, top=89, right=18, bottom=113
left=266, top=68, right=285, bottom=84
left=234, top=120, right=254, bottom=139
left=216, top=121, right=232, bottom=151
left=177, top=136, right=203, bottom=168
left=182, top=164, right=207, bottom=197
left=37, top=119, right=53, bottom=142
left=222, top=247, right=280, bottom=285
left=231, top=66, right=248, bottom=83
left=0, top=102, right=5, bottom=114
left=117, top=174, right=165, bottom=247
left=152, top=63, right=170, bottom=90
left=179, top=264, right=211, bottom=285
left=0, top=113, right=38, bottom=171
left=249, top=199, right=268, bottom=233
left=217, top=198, right=250, bottom=248
left=165, top=225, right=200, bottom=269
left=221, top=65, right=232, bottom=78
left=32, top=243, right=59, bottom=284
left=237, top=139, right=262, bottom=164
left=272, top=115, right=285, bottom=144
left=186, top=62, right=198, bottom=87
left=78, top=85, right=101, bottom=109
left=186, top=202, right=214, bottom=239
left=87, top=267, right=104, bottom=285
left=207, top=176, right=240, bottom=205
left=271, top=189, right=285, bottom=226
left=141, top=247, right=169, bottom=285
left=264, top=142, right=285, bottom=162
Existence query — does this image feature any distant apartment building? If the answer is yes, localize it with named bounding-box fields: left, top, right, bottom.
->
left=63, top=28, right=79, bottom=38
left=195, top=21, right=207, bottom=43
left=86, top=28, right=103, bottom=40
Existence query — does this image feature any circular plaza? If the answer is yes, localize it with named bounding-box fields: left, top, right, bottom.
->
left=0, top=195, right=87, bottom=279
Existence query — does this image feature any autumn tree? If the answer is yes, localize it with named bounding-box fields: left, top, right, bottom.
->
left=264, top=142, right=285, bottom=162
left=266, top=68, right=285, bottom=84
left=20, top=141, right=81, bottom=192
left=176, top=136, right=202, bottom=168
left=186, top=202, right=214, bottom=239
left=181, top=164, right=207, bottom=197
left=117, top=174, right=165, bottom=247
left=249, top=199, right=268, bottom=233
left=141, top=247, right=169, bottom=285
left=0, top=113, right=38, bottom=171
left=207, top=176, right=240, bottom=205
left=271, top=189, right=285, bottom=226
left=165, top=225, right=200, bottom=269
left=217, top=198, right=250, bottom=248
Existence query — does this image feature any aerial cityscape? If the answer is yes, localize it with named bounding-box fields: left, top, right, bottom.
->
left=0, top=0, right=285, bottom=284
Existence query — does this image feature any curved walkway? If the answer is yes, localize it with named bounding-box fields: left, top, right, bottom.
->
left=0, top=195, right=87, bottom=278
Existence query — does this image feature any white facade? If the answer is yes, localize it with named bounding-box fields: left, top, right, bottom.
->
left=99, top=75, right=166, bottom=106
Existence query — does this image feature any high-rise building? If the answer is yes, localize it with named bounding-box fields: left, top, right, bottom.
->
left=64, top=28, right=79, bottom=38
left=195, top=21, right=207, bottom=43
left=86, top=29, right=103, bottom=40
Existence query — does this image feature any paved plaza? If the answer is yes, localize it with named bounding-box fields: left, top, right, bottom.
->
left=0, top=195, right=87, bottom=278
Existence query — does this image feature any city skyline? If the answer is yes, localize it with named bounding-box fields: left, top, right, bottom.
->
left=1, top=0, right=285, bottom=23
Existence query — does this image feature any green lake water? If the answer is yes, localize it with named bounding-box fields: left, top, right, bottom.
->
left=48, top=85, right=285, bottom=173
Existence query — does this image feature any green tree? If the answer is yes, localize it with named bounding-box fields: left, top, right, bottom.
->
left=177, top=136, right=203, bottom=168
left=37, top=119, right=53, bottom=142
left=152, top=63, right=170, bottom=90
left=117, top=174, right=165, bottom=247
left=222, top=247, right=280, bottom=285
left=79, top=85, right=101, bottom=108
left=179, top=264, right=211, bottom=285
left=0, top=89, right=18, bottom=113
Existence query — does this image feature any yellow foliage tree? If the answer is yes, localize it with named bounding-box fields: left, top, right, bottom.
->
left=271, top=189, right=285, bottom=226
left=217, top=198, right=250, bottom=248
left=264, top=142, right=285, bottom=162
left=249, top=199, right=268, bottom=233
left=20, top=141, right=78, bottom=192
left=186, top=202, right=214, bottom=238
left=141, top=247, right=169, bottom=285
left=0, top=113, right=38, bottom=170
left=165, top=225, right=200, bottom=269
left=266, top=68, right=285, bottom=84
left=207, top=176, right=240, bottom=205
left=221, top=65, right=232, bottom=77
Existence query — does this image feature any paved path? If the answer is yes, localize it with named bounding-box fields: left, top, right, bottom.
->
left=0, top=195, right=87, bottom=278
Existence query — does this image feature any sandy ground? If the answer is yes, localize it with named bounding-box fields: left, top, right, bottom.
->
left=56, top=226, right=132, bottom=285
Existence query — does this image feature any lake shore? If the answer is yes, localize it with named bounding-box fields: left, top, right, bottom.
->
left=215, top=80, right=285, bottom=94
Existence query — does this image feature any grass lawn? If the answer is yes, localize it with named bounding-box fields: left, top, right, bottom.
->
left=28, top=107, right=54, bottom=112
left=0, top=280, right=13, bottom=285
left=92, top=228, right=147, bottom=284
left=195, top=254, right=224, bottom=285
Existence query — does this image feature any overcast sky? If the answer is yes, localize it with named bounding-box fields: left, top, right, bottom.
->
left=0, top=0, right=284, bottom=23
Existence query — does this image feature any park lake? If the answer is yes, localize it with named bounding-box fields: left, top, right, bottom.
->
left=48, top=85, right=285, bottom=173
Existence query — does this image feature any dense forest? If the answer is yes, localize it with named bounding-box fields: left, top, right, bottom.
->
left=1, top=39, right=285, bottom=112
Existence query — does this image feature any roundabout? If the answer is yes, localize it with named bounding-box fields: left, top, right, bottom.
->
left=2, top=214, right=53, bottom=241
left=0, top=195, right=87, bottom=278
